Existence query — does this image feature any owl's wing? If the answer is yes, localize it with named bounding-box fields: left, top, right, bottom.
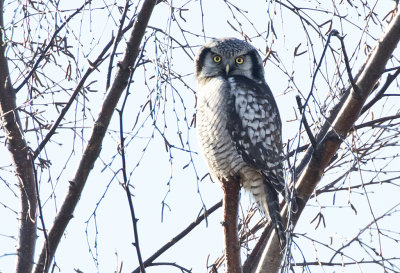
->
left=227, top=76, right=285, bottom=195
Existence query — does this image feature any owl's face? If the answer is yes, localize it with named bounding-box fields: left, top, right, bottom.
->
left=195, top=37, right=265, bottom=84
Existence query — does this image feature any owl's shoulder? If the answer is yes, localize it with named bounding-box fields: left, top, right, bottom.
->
left=228, top=75, right=273, bottom=98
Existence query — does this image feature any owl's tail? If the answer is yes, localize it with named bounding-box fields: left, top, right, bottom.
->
left=262, top=183, right=286, bottom=249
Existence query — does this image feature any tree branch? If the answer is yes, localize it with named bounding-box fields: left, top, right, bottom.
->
left=106, top=0, right=132, bottom=90
left=132, top=201, right=222, bottom=273
left=33, top=1, right=158, bottom=272
left=221, top=177, right=242, bottom=273
left=360, top=65, right=400, bottom=115
left=246, top=10, right=400, bottom=273
left=118, top=73, right=146, bottom=272
left=33, top=37, right=115, bottom=159
left=0, top=3, right=38, bottom=273
left=14, top=0, right=91, bottom=93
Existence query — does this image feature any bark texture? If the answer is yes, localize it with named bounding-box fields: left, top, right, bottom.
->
left=222, top=177, right=242, bottom=273
left=0, top=2, right=38, bottom=273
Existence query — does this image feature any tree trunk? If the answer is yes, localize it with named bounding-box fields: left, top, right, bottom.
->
left=0, top=2, right=38, bottom=273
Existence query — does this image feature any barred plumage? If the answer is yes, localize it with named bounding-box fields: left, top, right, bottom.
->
left=195, top=38, right=286, bottom=246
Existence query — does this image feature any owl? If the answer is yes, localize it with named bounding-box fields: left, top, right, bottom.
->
left=195, top=37, right=286, bottom=246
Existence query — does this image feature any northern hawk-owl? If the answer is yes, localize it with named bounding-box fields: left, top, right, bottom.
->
left=195, top=37, right=286, bottom=245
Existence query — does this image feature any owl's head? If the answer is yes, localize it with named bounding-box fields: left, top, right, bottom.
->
left=194, top=37, right=265, bottom=83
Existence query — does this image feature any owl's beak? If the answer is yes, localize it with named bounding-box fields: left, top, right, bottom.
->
left=225, top=64, right=230, bottom=76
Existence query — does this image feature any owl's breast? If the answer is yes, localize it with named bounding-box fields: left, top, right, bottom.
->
left=196, top=77, right=245, bottom=180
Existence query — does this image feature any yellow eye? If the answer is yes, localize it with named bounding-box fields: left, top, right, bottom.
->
left=235, top=56, right=244, bottom=64
left=213, top=55, right=222, bottom=63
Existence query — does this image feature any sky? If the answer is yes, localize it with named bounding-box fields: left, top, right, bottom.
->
left=1, top=1, right=400, bottom=273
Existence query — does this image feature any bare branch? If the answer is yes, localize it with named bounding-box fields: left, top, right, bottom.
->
left=106, top=0, right=132, bottom=90
left=33, top=1, right=158, bottom=272
left=353, top=114, right=400, bottom=131
left=132, top=201, right=222, bottom=273
left=14, top=0, right=91, bottom=93
left=33, top=37, right=115, bottom=159
left=0, top=2, right=37, bottom=273
left=118, top=73, right=146, bottom=272
left=148, top=262, right=193, bottom=272
left=246, top=10, right=400, bottom=273
left=360, top=66, right=400, bottom=115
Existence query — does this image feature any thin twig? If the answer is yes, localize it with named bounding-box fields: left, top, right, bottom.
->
left=33, top=37, right=115, bottom=159
left=106, top=0, right=132, bottom=90
left=293, top=258, right=400, bottom=267
left=118, top=70, right=146, bottom=272
left=360, top=66, right=400, bottom=115
left=293, top=29, right=337, bottom=177
left=148, top=262, right=192, bottom=272
left=14, top=0, right=92, bottom=93
left=147, top=26, right=194, bottom=60
left=30, top=151, right=50, bottom=270
left=285, top=144, right=309, bottom=159
left=132, top=200, right=222, bottom=273
left=332, top=31, right=361, bottom=97
left=295, top=95, right=316, bottom=148
left=353, top=114, right=400, bottom=130
left=33, top=1, right=158, bottom=272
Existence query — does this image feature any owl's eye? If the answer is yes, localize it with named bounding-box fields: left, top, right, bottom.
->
left=213, top=55, right=222, bottom=63
left=235, top=56, right=244, bottom=64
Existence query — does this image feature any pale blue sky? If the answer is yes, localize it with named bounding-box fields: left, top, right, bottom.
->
left=1, top=1, right=399, bottom=273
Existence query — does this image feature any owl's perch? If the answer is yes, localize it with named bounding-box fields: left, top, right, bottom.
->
left=221, top=177, right=242, bottom=273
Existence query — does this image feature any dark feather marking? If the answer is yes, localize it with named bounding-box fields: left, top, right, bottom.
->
left=195, top=47, right=211, bottom=76
left=226, top=75, right=287, bottom=247
left=227, top=76, right=283, bottom=183
left=264, top=183, right=286, bottom=247
left=247, top=49, right=265, bottom=81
